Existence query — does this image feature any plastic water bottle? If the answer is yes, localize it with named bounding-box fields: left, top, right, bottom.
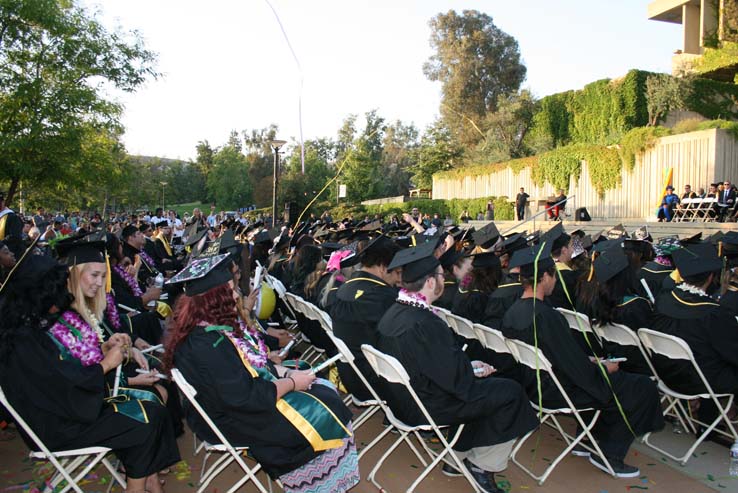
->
left=729, top=442, right=738, bottom=477
left=147, top=273, right=165, bottom=308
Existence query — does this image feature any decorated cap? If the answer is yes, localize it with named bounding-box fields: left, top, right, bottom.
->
left=388, top=241, right=440, bottom=283
left=166, top=253, right=232, bottom=296
left=54, top=233, right=106, bottom=265
left=606, top=224, right=628, bottom=240
left=631, top=226, right=652, bottom=242
left=673, top=242, right=722, bottom=277
left=508, top=241, right=554, bottom=278
left=472, top=222, right=500, bottom=249
left=470, top=251, right=501, bottom=269
left=593, top=248, right=629, bottom=283
left=570, top=236, right=586, bottom=259
left=653, top=236, right=681, bottom=257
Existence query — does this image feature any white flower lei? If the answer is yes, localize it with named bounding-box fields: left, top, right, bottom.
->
left=675, top=282, right=709, bottom=298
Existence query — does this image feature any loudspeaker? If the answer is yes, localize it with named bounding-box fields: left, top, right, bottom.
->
left=284, top=201, right=298, bottom=225
left=575, top=207, right=591, bottom=221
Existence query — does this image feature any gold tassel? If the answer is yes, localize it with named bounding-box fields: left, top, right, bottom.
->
left=105, top=252, right=112, bottom=293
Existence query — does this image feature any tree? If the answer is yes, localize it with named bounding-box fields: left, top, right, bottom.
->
left=280, top=141, right=333, bottom=213
left=206, top=144, right=253, bottom=210
left=645, top=74, right=692, bottom=126
left=242, top=125, right=279, bottom=207
left=381, top=120, right=418, bottom=196
left=410, top=120, right=464, bottom=189
left=0, top=0, right=157, bottom=205
left=423, top=10, right=526, bottom=148
left=339, top=111, right=386, bottom=203
left=471, top=89, right=537, bottom=164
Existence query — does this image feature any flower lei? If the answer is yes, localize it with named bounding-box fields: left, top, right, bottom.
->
left=105, top=293, right=121, bottom=331
left=49, top=311, right=104, bottom=367
left=113, top=264, right=143, bottom=297
left=654, top=256, right=674, bottom=267
left=139, top=250, right=156, bottom=268
left=397, top=288, right=438, bottom=314
left=675, top=282, right=709, bottom=298
left=224, top=319, right=269, bottom=368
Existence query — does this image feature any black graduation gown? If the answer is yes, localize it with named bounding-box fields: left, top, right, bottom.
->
left=172, top=326, right=352, bottom=477
left=638, top=261, right=673, bottom=297
left=111, top=270, right=164, bottom=344
left=451, top=287, right=488, bottom=323
left=502, top=298, right=664, bottom=461
left=720, top=289, right=738, bottom=316
left=376, top=302, right=538, bottom=451
left=433, top=279, right=458, bottom=310
left=482, top=281, right=523, bottom=329
left=0, top=210, right=24, bottom=257
left=547, top=263, right=579, bottom=308
left=0, top=329, right=180, bottom=478
left=651, top=288, right=738, bottom=396
left=122, top=242, right=157, bottom=287
left=153, top=237, right=180, bottom=272
left=330, top=271, right=398, bottom=401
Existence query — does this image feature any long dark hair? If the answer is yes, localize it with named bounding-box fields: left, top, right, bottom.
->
left=578, top=267, right=634, bottom=326
left=290, top=245, right=322, bottom=293
left=468, top=264, right=502, bottom=293
left=0, top=260, right=72, bottom=364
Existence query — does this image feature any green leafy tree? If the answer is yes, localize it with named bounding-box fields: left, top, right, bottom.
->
left=646, top=74, right=692, bottom=126
left=471, top=89, right=537, bottom=164
left=381, top=120, right=418, bottom=196
left=410, top=120, right=464, bottom=189
left=340, top=111, right=385, bottom=202
left=423, top=9, right=526, bottom=148
left=280, top=142, right=333, bottom=212
left=206, top=144, right=253, bottom=210
left=0, top=0, right=157, bottom=205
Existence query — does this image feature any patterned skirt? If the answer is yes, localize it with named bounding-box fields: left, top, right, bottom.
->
left=279, top=424, right=359, bottom=493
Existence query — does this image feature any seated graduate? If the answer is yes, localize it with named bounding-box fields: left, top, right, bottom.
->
left=651, top=242, right=738, bottom=428
left=543, top=223, right=579, bottom=309
left=481, top=234, right=529, bottom=330
left=151, top=220, right=182, bottom=273
left=452, top=251, right=502, bottom=323
left=330, top=235, right=401, bottom=402
left=431, top=245, right=471, bottom=311
left=0, top=254, right=180, bottom=493
left=163, top=254, right=359, bottom=492
left=576, top=245, right=654, bottom=375
left=719, top=232, right=738, bottom=316
left=637, top=236, right=680, bottom=297
left=376, top=241, right=538, bottom=493
left=307, top=244, right=360, bottom=311
left=501, top=241, right=664, bottom=478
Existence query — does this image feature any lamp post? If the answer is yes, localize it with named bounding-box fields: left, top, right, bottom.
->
left=160, top=181, right=168, bottom=210
left=269, top=139, right=287, bottom=227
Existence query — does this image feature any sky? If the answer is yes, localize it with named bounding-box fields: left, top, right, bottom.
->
left=85, top=0, right=683, bottom=161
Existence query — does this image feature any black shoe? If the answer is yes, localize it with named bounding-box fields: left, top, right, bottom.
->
left=588, top=454, right=640, bottom=478
left=441, top=461, right=462, bottom=477
left=462, top=459, right=503, bottom=493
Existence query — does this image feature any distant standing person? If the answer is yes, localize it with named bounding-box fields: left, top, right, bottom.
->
left=515, top=187, right=529, bottom=221
left=485, top=200, right=495, bottom=220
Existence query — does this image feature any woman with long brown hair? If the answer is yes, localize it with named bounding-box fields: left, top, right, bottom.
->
left=163, top=255, right=359, bottom=493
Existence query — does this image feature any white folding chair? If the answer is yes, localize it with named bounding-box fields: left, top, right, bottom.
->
left=473, top=323, right=513, bottom=356
left=0, top=386, right=127, bottom=493
left=505, top=339, right=616, bottom=484
left=170, top=369, right=271, bottom=493
left=323, top=331, right=383, bottom=440
left=556, top=307, right=602, bottom=348
left=443, top=310, right=479, bottom=346
left=637, top=329, right=738, bottom=465
left=592, top=323, right=691, bottom=431
left=361, top=344, right=483, bottom=493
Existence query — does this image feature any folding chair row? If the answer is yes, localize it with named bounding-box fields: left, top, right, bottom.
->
left=0, top=385, right=127, bottom=493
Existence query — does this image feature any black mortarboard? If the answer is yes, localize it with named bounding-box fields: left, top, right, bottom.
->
left=394, top=236, right=413, bottom=248
left=321, top=242, right=343, bottom=259
left=543, top=223, right=571, bottom=252
left=387, top=241, right=440, bottom=283
left=680, top=232, right=703, bottom=244
left=439, top=247, right=464, bottom=270
left=570, top=229, right=585, bottom=239
left=253, top=231, right=272, bottom=245
left=592, top=239, right=623, bottom=253
left=166, top=253, right=232, bottom=296
left=360, top=220, right=382, bottom=232
left=289, top=222, right=310, bottom=249
left=359, top=234, right=396, bottom=260
left=508, top=241, right=554, bottom=278
left=709, top=231, right=725, bottom=245
left=470, top=251, right=501, bottom=269
left=498, top=233, right=528, bottom=255
left=472, top=222, right=500, bottom=249
left=337, top=242, right=361, bottom=268
left=593, top=248, right=629, bottom=283
left=673, top=243, right=722, bottom=277
left=607, top=224, right=628, bottom=240
left=185, top=227, right=208, bottom=247
left=591, top=230, right=607, bottom=244
left=54, top=234, right=106, bottom=265
left=581, top=235, right=593, bottom=251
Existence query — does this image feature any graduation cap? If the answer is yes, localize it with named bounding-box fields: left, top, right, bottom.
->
left=320, top=242, right=343, bottom=259
left=542, top=223, right=571, bottom=252
left=708, top=231, right=725, bottom=245
left=631, top=226, right=652, bottom=242
left=592, top=239, right=623, bottom=254
left=358, top=234, right=397, bottom=259
left=593, top=248, right=629, bottom=283
left=253, top=230, right=273, bottom=246
left=185, top=227, right=208, bottom=247
left=470, top=251, right=501, bottom=269
left=673, top=243, right=722, bottom=277
left=509, top=241, right=554, bottom=278
left=680, top=232, right=702, bottom=244
left=387, top=241, right=440, bottom=283
left=472, top=222, right=500, bottom=249
left=591, top=230, right=607, bottom=244
left=606, top=224, right=629, bottom=240
left=360, top=220, right=382, bottom=232
left=653, top=236, right=681, bottom=257
left=525, top=231, right=541, bottom=246
left=570, top=229, right=586, bottom=239
left=54, top=233, right=106, bottom=265
left=439, top=247, right=464, bottom=270
left=498, top=233, right=528, bottom=255
left=570, top=236, right=586, bottom=259
left=327, top=242, right=361, bottom=271
left=166, top=253, right=232, bottom=296
left=581, top=235, right=594, bottom=251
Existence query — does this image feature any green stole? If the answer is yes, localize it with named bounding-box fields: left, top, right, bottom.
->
left=205, top=325, right=351, bottom=451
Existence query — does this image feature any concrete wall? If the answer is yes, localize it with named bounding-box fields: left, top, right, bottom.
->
left=432, top=128, right=738, bottom=220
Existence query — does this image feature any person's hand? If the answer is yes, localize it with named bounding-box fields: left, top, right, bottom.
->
left=268, top=351, right=284, bottom=365
left=127, top=371, right=160, bottom=386
left=102, top=333, right=131, bottom=353
left=142, top=286, right=162, bottom=304
left=288, top=370, right=316, bottom=391
left=243, top=288, right=259, bottom=313
left=267, top=328, right=294, bottom=348
left=100, top=343, right=127, bottom=373
left=471, top=361, right=495, bottom=378
left=602, top=361, right=619, bottom=374
left=134, top=338, right=151, bottom=351
left=131, top=348, right=149, bottom=371
left=402, top=213, right=415, bottom=224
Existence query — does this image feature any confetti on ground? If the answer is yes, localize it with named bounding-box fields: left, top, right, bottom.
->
left=174, top=460, right=191, bottom=481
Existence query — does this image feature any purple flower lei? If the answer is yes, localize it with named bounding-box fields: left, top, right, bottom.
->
left=113, top=264, right=143, bottom=297
left=105, top=293, right=121, bottom=331
left=225, top=320, right=269, bottom=368
left=139, top=251, right=156, bottom=268
left=49, top=311, right=104, bottom=367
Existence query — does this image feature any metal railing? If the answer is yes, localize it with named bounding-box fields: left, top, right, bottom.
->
left=501, top=195, right=576, bottom=236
